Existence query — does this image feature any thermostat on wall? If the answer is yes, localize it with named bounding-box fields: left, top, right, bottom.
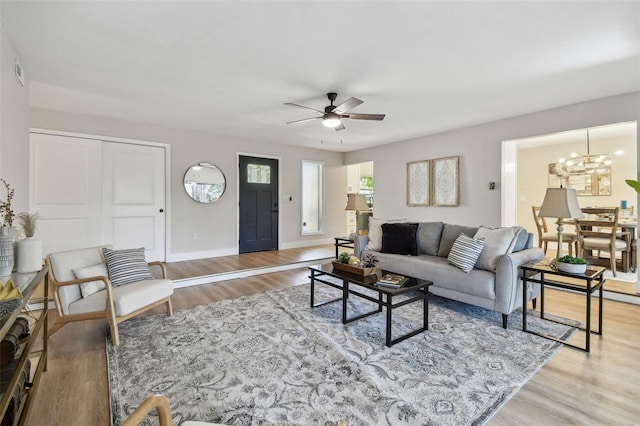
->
left=15, top=59, right=25, bottom=87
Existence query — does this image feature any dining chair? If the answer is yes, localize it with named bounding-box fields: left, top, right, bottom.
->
left=575, top=207, right=630, bottom=276
left=532, top=206, right=577, bottom=256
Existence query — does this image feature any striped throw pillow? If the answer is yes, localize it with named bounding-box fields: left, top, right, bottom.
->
left=102, top=247, right=154, bottom=287
left=448, top=233, right=485, bottom=273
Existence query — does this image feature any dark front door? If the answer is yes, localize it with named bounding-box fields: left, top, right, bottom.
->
left=239, top=155, right=279, bottom=253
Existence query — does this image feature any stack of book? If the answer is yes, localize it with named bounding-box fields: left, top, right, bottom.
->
left=376, top=274, right=408, bottom=288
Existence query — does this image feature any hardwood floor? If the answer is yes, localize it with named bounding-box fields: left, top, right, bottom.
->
left=29, top=247, right=640, bottom=425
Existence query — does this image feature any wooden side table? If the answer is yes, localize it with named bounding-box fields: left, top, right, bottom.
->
left=521, top=261, right=605, bottom=352
left=334, top=236, right=355, bottom=259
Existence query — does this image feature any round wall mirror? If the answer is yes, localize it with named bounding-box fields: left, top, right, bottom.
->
left=184, top=162, right=226, bottom=203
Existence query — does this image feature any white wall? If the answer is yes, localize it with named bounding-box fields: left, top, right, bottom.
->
left=29, top=108, right=347, bottom=260
left=0, top=25, right=30, bottom=219
left=345, top=93, right=640, bottom=230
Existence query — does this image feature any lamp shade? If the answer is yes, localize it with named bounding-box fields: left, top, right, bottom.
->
left=345, top=193, right=369, bottom=211
left=538, top=188, right=584, bottom=219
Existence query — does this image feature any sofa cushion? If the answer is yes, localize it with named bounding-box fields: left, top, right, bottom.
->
left=448, top=233, right=485, bottom=273
left=366, top=250, right=496, bottom=300
left=381, top=222, right=419, bottom=256
left=102, top=247, right=154, bottom=287
left=473, top=226, right=520, bottom=272
left=73, top=262, right=108, bottom=298
left=511, top=226, right=529, bottom=252
left=437, top=224, right=479, bottom=257
left=417, top=222, right=444, bottom=256
left=366, top=217, right=406, bottom=251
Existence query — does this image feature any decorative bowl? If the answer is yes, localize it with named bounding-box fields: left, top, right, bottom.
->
left=557, top=262, right=587, bottom=274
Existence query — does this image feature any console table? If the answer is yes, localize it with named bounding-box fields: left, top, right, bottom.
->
left=0, top=266, right=49, bottom=425
left=521, top=261, right=605, bottom=352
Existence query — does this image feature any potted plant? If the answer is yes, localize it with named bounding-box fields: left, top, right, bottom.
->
left=557, top=255, right=588, bottom=274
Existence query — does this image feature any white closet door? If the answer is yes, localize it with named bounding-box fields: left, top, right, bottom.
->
left=30, top=133, right=103, bottom=255
left=102, top=142, right=166, bottom=261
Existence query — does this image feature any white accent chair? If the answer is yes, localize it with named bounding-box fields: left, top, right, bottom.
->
left=46, top=245, right=173, bottom=346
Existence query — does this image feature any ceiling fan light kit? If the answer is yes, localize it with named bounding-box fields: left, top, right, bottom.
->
left=556, top=129, right=624, bottom=174
left=322, top=112, right=341, bottom=128
left=285, top=92, right=385, bottom=132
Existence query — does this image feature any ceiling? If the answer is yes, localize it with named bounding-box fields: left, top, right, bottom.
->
left=1, top=1, right=639, bottom=152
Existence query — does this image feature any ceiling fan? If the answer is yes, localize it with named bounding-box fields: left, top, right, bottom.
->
left=285, top=92, right=385, bottom=131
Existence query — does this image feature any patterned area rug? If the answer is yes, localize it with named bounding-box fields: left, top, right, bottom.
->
left=107, top=282, right=575, bottom=426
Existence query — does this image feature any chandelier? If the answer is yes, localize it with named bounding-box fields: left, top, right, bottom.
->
left=556, top=129, right=623, bottom=174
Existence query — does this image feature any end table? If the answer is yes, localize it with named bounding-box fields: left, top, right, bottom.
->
left=334, top=236, right=355, bottom=259
left=521, top=260, right=605, bottom=352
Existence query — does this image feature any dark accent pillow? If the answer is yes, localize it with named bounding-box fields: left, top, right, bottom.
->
left=102, top=247, right=154, bottom=287
left=381, top=222, right=419, bottom=256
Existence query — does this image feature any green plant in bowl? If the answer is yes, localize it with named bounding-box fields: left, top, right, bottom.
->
left=558, top=255, right=587, bottom=265
left=556, top=255, right=587, bottom=274
left=338, top=252, right=351, bottom=264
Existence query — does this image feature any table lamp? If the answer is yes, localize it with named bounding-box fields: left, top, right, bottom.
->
left=538, top=187, right=584, bottom=263
left=345, top=194, right=370, bottom=235
left=344, top=193, right=369, bottom=211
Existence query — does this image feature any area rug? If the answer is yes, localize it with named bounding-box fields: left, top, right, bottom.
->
left=107, top=282, right=576, bottom=426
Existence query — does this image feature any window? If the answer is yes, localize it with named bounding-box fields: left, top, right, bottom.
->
left=247, top=164, right=271, bottom=184
left=301, top=161, right=323, bottom=235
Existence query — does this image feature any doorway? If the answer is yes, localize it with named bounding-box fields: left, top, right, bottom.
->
left=502, top=121, right=638, bottom=294
left=238, top=155, right=279, bottom=253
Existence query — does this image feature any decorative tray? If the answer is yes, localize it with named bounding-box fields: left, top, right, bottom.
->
left=331, top=260, right=380, bottom=277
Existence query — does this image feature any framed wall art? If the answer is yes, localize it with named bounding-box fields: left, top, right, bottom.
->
left=406, top=160, right=430, bottom=206
left=431, top=156, right=459, bottom=206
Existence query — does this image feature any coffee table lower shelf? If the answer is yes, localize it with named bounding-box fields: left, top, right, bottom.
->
left=309, top=264, right=432, bottom=347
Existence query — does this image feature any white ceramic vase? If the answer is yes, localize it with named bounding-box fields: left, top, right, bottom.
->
left=0, top=227, right=14, bottom=276
left=16, top=237, right=43, bottom=273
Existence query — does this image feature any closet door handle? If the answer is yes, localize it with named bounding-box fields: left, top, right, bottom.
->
left=159, top=209, right=164, bottom=213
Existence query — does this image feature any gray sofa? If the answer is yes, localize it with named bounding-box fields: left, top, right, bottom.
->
left=354, top=221, right=544, bottom=328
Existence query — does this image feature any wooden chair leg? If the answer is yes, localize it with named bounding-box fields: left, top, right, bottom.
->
left=543, top=242, right=548, bottom=255
left=166, top=297, right=173, bottom=316
left=610, top=252, right=617, bottom=277
left=111, top=322, right=120, bottom=346
left=568, top=242, right=573, bottom=256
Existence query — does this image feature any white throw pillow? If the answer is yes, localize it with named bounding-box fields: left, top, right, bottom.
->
left=365, top=217, right=407, bottom=251
left=473, top=226, right=519, bottom=272
left=73, top=262, right=109, bottom=298
left=448, top=233, right=485, bottom=273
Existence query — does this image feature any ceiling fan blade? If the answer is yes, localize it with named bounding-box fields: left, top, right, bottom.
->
left=333, top=97, right=363, bottom=114
left=334, top=122, right=346, bottom=131
left=286, top=117, right=322, bottom=125
left=343, top=113, right=385, bottom=121
left=284, top=103, right=324, bottom=115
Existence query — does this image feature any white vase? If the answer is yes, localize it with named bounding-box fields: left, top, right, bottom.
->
left=0, top=227, right=13, bottom=276
left=16, top=237, right=43, bottom=273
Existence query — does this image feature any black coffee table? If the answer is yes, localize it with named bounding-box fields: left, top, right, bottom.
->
left=308, top=263, right=432, bottom=347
